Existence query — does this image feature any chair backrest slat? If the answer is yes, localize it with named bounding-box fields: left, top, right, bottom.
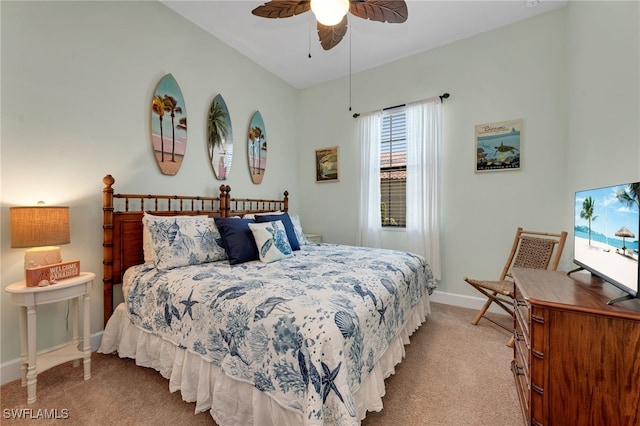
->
left=513, top=237, right=556, bottom=269
left=500, top=227, right=568, bottom=281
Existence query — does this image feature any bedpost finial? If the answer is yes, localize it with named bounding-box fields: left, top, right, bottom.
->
left=103, top=175, right=115, bottom=187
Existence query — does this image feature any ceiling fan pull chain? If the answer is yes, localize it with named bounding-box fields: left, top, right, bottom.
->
left=349, top=29, right=352, bottom=112
left=308, top=16, right=312, bottom=58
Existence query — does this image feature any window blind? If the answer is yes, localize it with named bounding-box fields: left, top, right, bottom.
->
left=380, top=108, right=406, bottom=227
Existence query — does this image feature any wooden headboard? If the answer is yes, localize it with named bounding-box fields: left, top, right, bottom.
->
left=102, top=174, right=288, bottom=326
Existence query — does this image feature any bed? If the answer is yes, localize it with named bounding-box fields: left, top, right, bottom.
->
left=98, top=174, right=437, bottom=425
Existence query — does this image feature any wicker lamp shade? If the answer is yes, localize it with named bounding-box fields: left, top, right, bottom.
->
left=10, top=206, right=70, bottom=248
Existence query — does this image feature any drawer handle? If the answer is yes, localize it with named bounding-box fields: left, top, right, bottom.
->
left=532, top=349, right=544, bottom=359
left=515, top=298, right=526, bottom=307
left=531, top=314, right=545, bottom=324
left=532, top=383, right=544, bottom=395
left=514, top=331, right=522, bottom=342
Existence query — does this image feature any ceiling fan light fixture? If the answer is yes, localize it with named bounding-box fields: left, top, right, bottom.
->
left=310, top=0, right=350, bottom=26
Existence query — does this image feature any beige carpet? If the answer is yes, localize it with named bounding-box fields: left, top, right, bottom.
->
left=0, top=303, right=521, bottom=425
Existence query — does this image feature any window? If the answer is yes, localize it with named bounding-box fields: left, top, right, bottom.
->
left=380, top=107, right=406, bottom=227
left=358, top=98, right=442, bottom=277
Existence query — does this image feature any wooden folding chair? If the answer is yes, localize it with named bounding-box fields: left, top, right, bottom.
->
left=464, top=227, right=567, bottom=345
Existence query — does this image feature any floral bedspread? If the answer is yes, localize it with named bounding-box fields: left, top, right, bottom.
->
left=125, top=243, right=436, bottom=424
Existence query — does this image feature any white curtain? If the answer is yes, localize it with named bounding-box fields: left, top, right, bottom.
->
left=406, top=98, right=442, bottom=279
left=357, top=110, right=382, bottom=248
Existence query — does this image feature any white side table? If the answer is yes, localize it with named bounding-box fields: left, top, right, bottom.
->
left=305, top=233, right=322, bottom=243
left=5, top=272, right=95, bottom=404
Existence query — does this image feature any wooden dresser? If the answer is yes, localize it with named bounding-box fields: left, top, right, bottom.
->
left=511, top=267, right=640, bottom=426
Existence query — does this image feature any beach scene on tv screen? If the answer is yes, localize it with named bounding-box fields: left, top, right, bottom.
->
left=574, top=183, right=639, bottom=291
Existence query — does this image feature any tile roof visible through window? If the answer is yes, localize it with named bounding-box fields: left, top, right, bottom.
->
left=382, top=170, right=407, bottom=180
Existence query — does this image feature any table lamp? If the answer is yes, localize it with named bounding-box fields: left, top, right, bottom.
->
left=10, top=204, right=70, bottom=269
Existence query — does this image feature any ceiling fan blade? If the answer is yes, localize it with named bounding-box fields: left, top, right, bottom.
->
left=350, top=0, right=408, bottom=23
left=317, top=17, right=348, bottom=50
left=252, top=0, right=310, bottom=19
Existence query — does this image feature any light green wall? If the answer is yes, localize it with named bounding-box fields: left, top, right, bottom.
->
left=0, top=1, right=299, bottom=365
left=296, top=1, right=639, bottom=300
left=566, top=1, right=640, bottom=189
left=1, top=1, right=638, bottom=370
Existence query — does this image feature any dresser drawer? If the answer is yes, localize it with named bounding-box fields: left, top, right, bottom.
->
left=514, top=307, right=530, bottom=356
left=513, top=290, right=531, bottom=426
left=514, top=285, right=530, bottom=337
left=511, top=359, right=529, bottom=425
left=513, top=349, right=529, bottom=399
left=529, top=306, right=546, bottom=426
left=514, top=326, right=529, bottom=377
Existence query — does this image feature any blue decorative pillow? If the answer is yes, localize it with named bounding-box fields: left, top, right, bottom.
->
left=248, top=220, right=293, bottom=263
left=142, top=215, right=227, bottom=270
left=214, top=217, right=258, bottom=265
left=242, top=211, right=282, bottom=220
left=255, top=212, right=300, bottom=250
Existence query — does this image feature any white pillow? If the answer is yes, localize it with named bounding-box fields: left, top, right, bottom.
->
left=143, top=214, right=226, bottom=270
left=143, top=213, right=209, bottom=263
left=290, top=214, right=309, bottom=245
left=248, top=220, right=292, bottom=263
left=142, top=221, right=155, bottom=264
left=242, top=210, right=282, bottom=220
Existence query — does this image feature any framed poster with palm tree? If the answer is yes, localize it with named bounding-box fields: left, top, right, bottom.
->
left=151, top=74, right=187, bottom=175
left=248, top=111, right=267, bottom=184
left=208, top=94, right=233, bottom=180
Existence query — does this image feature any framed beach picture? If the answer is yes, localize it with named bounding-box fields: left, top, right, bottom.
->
left=151, top=73, right=187, bottom=175
left=315, top=146, right=339, bottom=182
left=475, top=118, right=522, bottom=172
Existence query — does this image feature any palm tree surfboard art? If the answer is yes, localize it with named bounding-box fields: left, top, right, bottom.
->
left=208, top=94, right=233, bottom=180
left=151, top=74, right=187, bottom=175
left=248, top=111, right=267, bottom=184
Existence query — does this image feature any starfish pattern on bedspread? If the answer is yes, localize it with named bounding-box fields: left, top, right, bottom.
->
left=125, top=243, right=436, bottom=424
left=180, top=288, right=198, bottom=320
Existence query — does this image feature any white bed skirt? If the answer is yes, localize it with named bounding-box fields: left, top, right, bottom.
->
left=98, top=294, right=431, bottom=426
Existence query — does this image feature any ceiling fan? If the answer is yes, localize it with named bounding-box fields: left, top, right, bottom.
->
left=251, top=0, right=408, bottom=51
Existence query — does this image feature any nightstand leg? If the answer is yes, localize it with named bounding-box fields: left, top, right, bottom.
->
left=82, top=291, right=91, bottom=380
left=26, top=305, right=37, bottom=404
left=71, top=297, right=80, bottom=367
left=18, top=306, right=27, bottom=387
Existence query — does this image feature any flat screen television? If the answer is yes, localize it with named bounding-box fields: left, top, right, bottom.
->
left=572, top=181, right=640, bottom=305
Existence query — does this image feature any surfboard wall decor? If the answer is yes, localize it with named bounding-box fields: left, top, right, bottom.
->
left=208, top=94, right=233, bottom=180
left=247, top=111, right=267, bottom=184
left=151, top=74, right=187, bottom=175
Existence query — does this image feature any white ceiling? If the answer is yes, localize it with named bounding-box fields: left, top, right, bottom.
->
left=161, top=0, right=568, bottom=89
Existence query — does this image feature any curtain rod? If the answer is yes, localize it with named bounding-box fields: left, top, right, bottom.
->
left=351, top=93, right=450, bottom=119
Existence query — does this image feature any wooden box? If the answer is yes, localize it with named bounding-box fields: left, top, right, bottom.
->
left=25, top=260, right=80, bottom=287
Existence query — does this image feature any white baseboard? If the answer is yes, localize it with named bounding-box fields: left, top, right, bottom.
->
left=0, top=332, right=103, bottom=386
left=429, top=290, right=509, bottom=315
